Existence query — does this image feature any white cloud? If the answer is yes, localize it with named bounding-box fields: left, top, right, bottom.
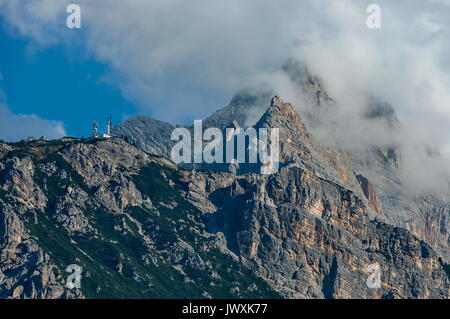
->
left=0, top=102, right=66, bottom=141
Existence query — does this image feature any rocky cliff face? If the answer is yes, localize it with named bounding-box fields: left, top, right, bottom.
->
left=112, top=116, right=175, bottom=158
left=0, top=134, right=448, bottom=299
left=113, top=60, right=450, bottom=264
left=180, top=101, right=449, bottom=298
left=185, top=164, right=449, bottom=298
left=0, top=138, right=279, bottom=299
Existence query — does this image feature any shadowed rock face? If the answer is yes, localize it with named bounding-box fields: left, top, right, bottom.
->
left=356, top=174, right=384, bottom=216
left=112, top=116, right=175, bottom=158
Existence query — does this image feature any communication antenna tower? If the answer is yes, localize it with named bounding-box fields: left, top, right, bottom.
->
left=107, top=116, right=112, bottom=136
left=93, top=121, right=98, bottom=138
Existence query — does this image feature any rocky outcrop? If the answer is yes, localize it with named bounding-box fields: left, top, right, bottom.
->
left=0, top=153, right=82, bottom=298
left=255, top=96, right=361, bottom=192
left=184, top=164, right=448, bottom=298
left=0, top=138, right=279, bottom=299
left=178, top=97, right=448, bottom=298
left=350, top=146, right=450, bottom=261
left=356, top=174, right=383, bottom=215
left=0, top=157, right=46, bottom=210
left=112, top=116, right=175, bottom=158
left=0, top=199, right=80, bottom=299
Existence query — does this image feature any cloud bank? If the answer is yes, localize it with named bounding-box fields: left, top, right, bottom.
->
left=0, top=106, right=66, bottom=142
left=0, top=103, right=66, bottom=142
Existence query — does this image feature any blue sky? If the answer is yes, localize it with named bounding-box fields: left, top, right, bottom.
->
left=0, top=26, right=137, bottom=138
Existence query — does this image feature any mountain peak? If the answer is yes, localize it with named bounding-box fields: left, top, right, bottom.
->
left=258, top=96, right=308, bottom=137
left=270, top=95, right=284, bottom=107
